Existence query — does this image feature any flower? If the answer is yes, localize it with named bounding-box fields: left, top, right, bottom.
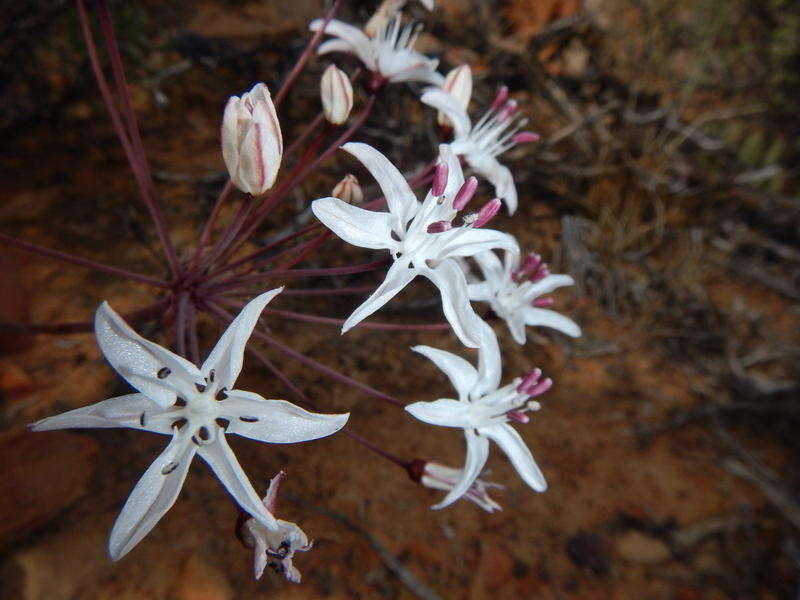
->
left=222, top=83, right=283, bottom=196
left=31, top=289, right=348, bottom=561
left=407, top=459, right=502, bottom=512
left=437, top=64, right=472, bottom=129
left=467, top=250, right=581, bottom=344
left=405, top=334, right=549, bottom=509
left=320, top=64, right=354, bottom=125
left=246, top=471, right=312, bottom=583
left=421, top=86, right=540, bottom=214
left=331, top=173, right=363, bottom=204
left=311, top=142, right=518, bottom=347
left=310, top=14, right=443, bottom=89
left=365, top=0, right=435, bottom=38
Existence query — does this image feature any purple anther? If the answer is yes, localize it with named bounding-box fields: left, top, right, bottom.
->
left=513, top=131, right=540, bottom=144
left=490, top=85, right=509, bottom=112
left=497, top=100, right=518, bottom=123
left=427, top=220, right=452, bottom=233
left=517, top=368, right=542, bottom=393
left=519, top=253, right=542, bottom=276
left=507, top=410, right=530, bottom=424
left=432, top=162, right=449, bottom=196
left=531, top=264, right=550, bottom=283
left=532, top=297, right=554, bottom=308
left=473, top=198, right=501, bottom=228
left=526, top=377, right=553, bottom=398
left=453, top=176, right=478, bottom=211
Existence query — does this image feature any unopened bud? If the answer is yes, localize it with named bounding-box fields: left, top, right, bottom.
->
left=453, top=176, right=478, bottom=211
left=321, top=65, right=354, bottom=125
left=221, top=83, right=283, bottom=196
left=473, top=198, right=502, bottom=228
left=331, top=174, right=363, bottom=204
left=438, top=65, right=472, bottom=129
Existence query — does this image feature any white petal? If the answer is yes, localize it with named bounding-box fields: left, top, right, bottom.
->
left=341, top=259, right=417, bottom=332
left=472, top=319, right=503, bottom=396
left=386, top=63, right=445, bottom=86
left=95, top=302, right=203, bottom=408
left=220, top=390, right=348, bottom=443
left=341, top=142, right=419, bottom=228
left=221, top=97, right=240, bottom=178
left=422, top=260, right=482, bottom=348
left=506, top=312, right=528, bottom=345
left=108, top=432, right=197, bottom=560
left=437, top=143, right=465, bottom=200
left=311, top=197, right=395, bottom=250
left=479, top=424, right=546, bottom=492
left=198, top=433, right=278, bottom=530
left=472, top=250, right=505, bottom=288
left=421, top=88, right=472, bottom=140
left=467, top=152, right=518, bottom=215
left=467, top=280, right=493, bottom=302
left=248, top=523, right=269, bottom=579
left=521, top=307, right=582, bottom=337
left=30, top=393, right=173, bottom=435
left=405, top=398, right=470, bottom=428
left=411, top=345, right=478, bottom=399
left=432, top=430, right=489, bottom=509
left=310, top=19, right=374, bottom=68
left=201, top=288, right=283, bottom=390
left=524, top=274, right=576, bottom=299
left=435, top=228, right=519, bottom=262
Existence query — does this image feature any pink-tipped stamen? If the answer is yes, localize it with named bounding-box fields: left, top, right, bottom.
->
left=526, top=377, right=553, bottom=398
left=453, top=176, right=478, bottom=211
left=532, top=297, right=554, bottom=308
left=427, top=220, right=453, bottom=234
left=520, top=253, right=542, bottom=276
left=497, top=100, right=518, bottom=123
left=432, top=162, right=449, bottom=196
left=517, top=368, right=542, bottom=393
left=507, top=410, right=530, bottom=424
left=531, top=264, right=550, bottom=283
left=473, top=198, right=501, bottom=228
left=490, top=86, right=509, bottom=112
left=513, top=131, right=540, bottom=144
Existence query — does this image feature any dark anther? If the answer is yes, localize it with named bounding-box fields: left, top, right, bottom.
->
left=239, top=416, right=259, bottom=423
left=191, top=436, right=200, bottom=446
left=161, top=461, right=179, bottom=475
left=139, top=413, right=146, bottom=427
left=208, top=369, right=215, bottom=383
left=175, top=397, right=187, bottom=407
left=215, top=388, right=228, bottom=401
left=215, top=418, right=230, bottom=430
left=268, top=561, right=280, bottom=571
left=195, top=382, right=206, bottom=393
left=157, top=367, right=171, bottom=379
left=198, top=426, right=210, bottom=441
left=172, top=417, right=187, bottom=430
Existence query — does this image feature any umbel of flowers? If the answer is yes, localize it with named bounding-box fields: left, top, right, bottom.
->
left=18, top=0, right=581, bottom=585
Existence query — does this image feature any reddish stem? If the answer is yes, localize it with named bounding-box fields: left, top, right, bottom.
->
left=0, top=232, right=169, bottom=288
left=262, top=308, right=450, bottom=332
left=277, top=286, right=376, bottom=297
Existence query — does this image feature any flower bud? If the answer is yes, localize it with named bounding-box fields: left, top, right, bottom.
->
left=221, top=83, right=283, bottom=196
left=320, top=65, right=353, bottom=125
left=331, top=174, right=363, bottom=204
left=437, top=65, right=472, bottom=129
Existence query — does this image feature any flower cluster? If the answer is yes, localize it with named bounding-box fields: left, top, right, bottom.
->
left=22, top=0, right=582, bottom=585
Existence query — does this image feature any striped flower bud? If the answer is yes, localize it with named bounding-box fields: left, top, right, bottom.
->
left=331, top=174, right=363, bottom=204
left=437, top=65, right=472, bottom=129
left=320, top=65, right=353, bottom=126
left=221, top=83, right=283, bottom=196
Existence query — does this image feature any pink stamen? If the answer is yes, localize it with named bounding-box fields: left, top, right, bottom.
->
left=490, top=85, right=509, bottom=112
left=520, top=253, right=542, bottom=276
left=507, top=410, right=530, bottom=424
left=532, top=297, right=554, bottom=308
left=531, top=265, right=550, bottom=283
left=427, top=220, right=452, bottom=233
left=473, top=198, right=501, bottom=228
left=517, top=368, right=542, bottom=393
left=497, top=100, right=518, bottom=123
left=526, top=377, right=553, bottom=398
left=513, top=131, right=540, bottom=144
left=432, top=163, right=448, bottom=196
left=453, top=176, right=478, bottom=211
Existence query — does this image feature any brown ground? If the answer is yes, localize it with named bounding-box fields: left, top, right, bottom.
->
left=1, top=1, right=798, bottom=599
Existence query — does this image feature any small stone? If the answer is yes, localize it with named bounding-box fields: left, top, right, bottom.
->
left=615, top=531, right=671, bottom=564
left=0, top=430, right=98, bottom=545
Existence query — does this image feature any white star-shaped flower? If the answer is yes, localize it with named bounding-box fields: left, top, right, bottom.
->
left=246, top=471, right=312, bottom=583
left=405, top=329, right=550, bottom=509
left=31, top=289, right=348, bottom=561
left=311, top=142, right=519, bottom=347
left=421, top=83, right=540, bottom=214
left=467, top=250, right=581, bottom=344
left=310, top=14, right=444, bottom=88
left=408, top=459, right=503, bottom=512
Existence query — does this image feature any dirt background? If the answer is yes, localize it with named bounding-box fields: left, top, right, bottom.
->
left=1, top=0, right=799, bottom=598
